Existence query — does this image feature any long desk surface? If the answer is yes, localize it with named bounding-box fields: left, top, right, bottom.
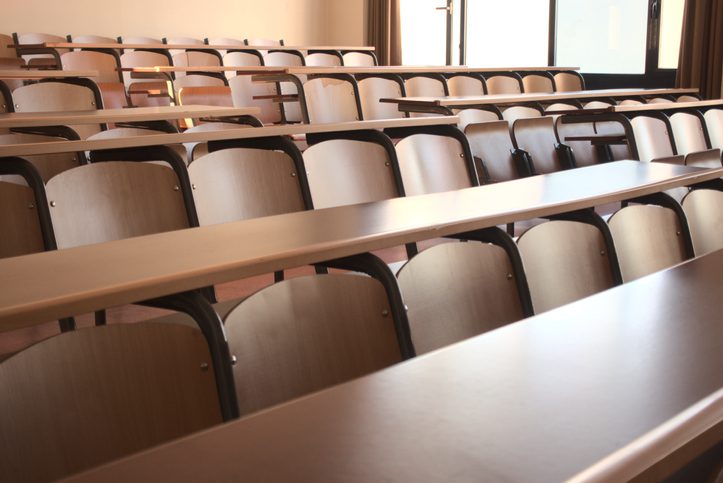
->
left=0, top=105, right=260, bottom=129
left=381, top=88, right=701, bottom=110
left=280, top=65, right=581, bottom=74
left=13, top=42, right=376, bottom=52
left=0, top=161, right=720, bottom=331
left=0, top=117, right=457, bottom=156
left=60, top=247, right=723, bottom=482
left=0, top=69, right=98, bottom=80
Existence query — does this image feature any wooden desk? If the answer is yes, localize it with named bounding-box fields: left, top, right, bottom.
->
left=610, top=99, right=723, bottom=113
left=0, top=117, right=457, bottom=157
left=0, top=161, right=720, bottom=331
left=59, top=248, right=723, bottom=482
left=13, top=42, right=375, bottom=53
left=0, top=69, right=98, bottom=80
left=381, top=88, right=701, bottom=115
left=0, top=105, right=260, bottom=129
left=282, top=65, right=581, bottom=75
left=121, top=66, right=285, bottom=75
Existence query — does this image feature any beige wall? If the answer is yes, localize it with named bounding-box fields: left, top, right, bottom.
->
left=1, top=0, right=338, bottom=44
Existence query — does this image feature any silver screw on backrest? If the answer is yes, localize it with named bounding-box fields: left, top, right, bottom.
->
left=200, top=362, right=209, bottom=372
left=173, top=185, right=180, bottom=191
left=27, top=203, right=35, bottom=209
left=49, top=201, right=57, bottom=207
left=381, top=309, right=389, bottom=317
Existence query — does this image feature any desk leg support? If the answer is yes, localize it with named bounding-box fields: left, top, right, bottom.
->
left=140, top=291, right=240, bottom=421
left=317, top=252, right=416, bottom=360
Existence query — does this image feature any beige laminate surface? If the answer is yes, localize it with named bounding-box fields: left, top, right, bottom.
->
left=381, top=88, right=701, bottom=108
left=59, top=248, right=723, bottom=483
left=0, top=117, right=457, bottom=157
left=0, top=69, right=98, bottom=80
left=611, top=99, right=723, bottom=113
left=0, top=105, right=260, bottom=129
left=282, top=65, right=580, bottom=75
left=0, top=162, right=720, bottom=331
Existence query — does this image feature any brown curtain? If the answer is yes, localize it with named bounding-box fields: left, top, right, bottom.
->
left=367, top=0, right=402, bottom=65
left=676, top=0, right=723, bottom=99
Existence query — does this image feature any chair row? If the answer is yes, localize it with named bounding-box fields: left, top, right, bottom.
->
left=2, top=153, right=721, bottom=481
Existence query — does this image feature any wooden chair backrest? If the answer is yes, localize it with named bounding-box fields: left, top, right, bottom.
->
left=177, top=85, right=233, bottom=107
left=188, top=148, right=306, bottom=225
left=222, top=51, right=263, bottom=71
left=0, top=132, right=82, bottom=181
left=703, top=109, right=723, bottom=150
left=228, top=74, right=281, bottom=124
left=501, top=105, right=542, bottom=123
left=183, top=122, right=250, bottom=161
left=554, top=72, right=584, bottom=92
left=669, top=112, right=709, bottom=155
left=512, top=116, right=563, bottom=174
left=485, top=75, right=522, bottom=94
left=304, top=139, right=399, bottom=209
left=121, top=36, right=162, bottom=44
left=120, top=50, right=171, bottom=107
left=464, top=120, right=519, bottom=183
left=554, top=117, right=602, bottom=167
left=70, top=34, right=118, bottom=44
left=0, top=33, right=18, bottom=59
left=404, top=75, right=447, bottom=97
left=96, top=81, right=130, bottom=109
left=518, top=220, right=615, bottom=313
left=357, top=76, right=404, bottom=120
left=172, top=51, right=221, bottom=68
left=395, top=133, right=473, bottom=196
left=522, top=74, right=554, bottom=93
left=677, top=95, right=699, bottom=102
left=305, top=52, right=342, bottom=67
left=447, top=75, right=485, bottom=96
left=342, top=51, right=376, bottom=66
left=682, top=189, right=723, bottom=256
left=608, top=204, right=688, bottom=282
left=14, top=32, right=68, bottom=65
left=618, top=99, right=643, bottom=106
left=173, top=74, right=226, bottom=91
left=630, top=115, right=675, bottom=162
left=61, top=50, right=120, bottom=83
left=225, top=274, right=401, bottom=416
left=397, top=241, right=526, bottom=354
left=11, top=81, right=101, bottom=139
left=303, top=77, right=360, bottom=123
left=0, top=181, right=45, bottom=258
left=456, top=108, right=500, bottom=130
left=0, top=323, right=221, bottom=483
left=46, top=162, right=189, bottom=248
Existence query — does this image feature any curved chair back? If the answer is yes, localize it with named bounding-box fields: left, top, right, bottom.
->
left=485, top=74, right=522, bottom=94
left=501, top=105, right=542, bottom=123
left=554, top=71, right=584, bottom=91
left=228, top=74, right=282, bottom=124
left=0, top=323, right=222, bottom=483
left=0, top=180, right=45, bottom=258
left=120, top=50, right=172, bottom=107
left=669, top=112, right=709, bottom=155
left=188, top=147, right=307, bottom=225
left=342, top=51, right=376, bottom=66
left=512, top=117, right=567, bottom=174
left=305, top=52, right=342, bottom=67
left=0, top=132, right=83, bottom=181
left=465, top=120, right=521, bottom=183
left=357, top=76, right=405, bottom=120
left=303, top=76, right=361, bottom=123
left=397, top=239, right=529, bottom=354
left=630, top=115, right=675, bottom=162
left=682, top=189, right=723, bottom=256
left=456, top=108, right=500, bottom=130
left=447, top=74, right=486, bottom=96
left=703, top=109, right=723, bottom=149
left=521, top=73, right=555, bottom=93
left=225, top=274, right=402, bottom=415
left=518, top=220, right=618, bottom=313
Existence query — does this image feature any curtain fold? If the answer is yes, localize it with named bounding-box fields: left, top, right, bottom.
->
left=676, top=0, right=723, bottom=99
left=366, top=0, right=402, bottom=66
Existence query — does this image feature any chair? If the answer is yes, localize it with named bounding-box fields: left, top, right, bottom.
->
left=554, top=117, right=608, bottom=167
left=222, top=50, right=264, bottom=79
left=521, top=73, right=555, bottom=93
left=464, top=120, right=526, bottom=184
left=303, top=134, right=401, bottom=209
left=394, top=130, right=476, bottom=196
left=397, top=230, right=532, bottom=354
left=512, top=117, right=574, bottom=175
left=646, top=97, right=673, bottom=104
left=342, top=51, right=376, bottom=66
left=228, top=75, right=282, bottom=124
left=544, top=103, right=579, bottom=114
left=206, top=37, right=245, bottom=57
left=61, top=50, right=129, bottom=109
left=484, top=73, right=523, bottom=94
left=11, top=79, right=104, bottom=139
left=501, top=105, right=543, bottom=123
left=517, top=217, right=620, bottom=313
left=668, top=111, right=721, bottom=164
left=264, top=51, right=305, bottom=123
left=447, top=74, right=486, bottom=96
left=46, top=160, right=190, bottom=248
left=357, top=75, right=407, bottom=120
left=703, top=109, right=723, bottom=150
left=68, top=34, right=118, bottom=44
left=164, top=36, right=205, bottom=57
left=0, top=322, right=222, bottom=483
left=302, top=75, right=362, bottom=123
left=119, top=35, right=162, bottom=47
left=682, top=189, right=723, bottom=256
left=0, top=132, right=84, bottom=181
left=224, top=273, right=402, bottom=415
left=404, top=74, right=448, bottom=97
left=607, top=197, right=693, bottom=282
left=586, top=102, right=632, bottom=160
left=618, top=99, right=643, bottom=106
left=629, top=115, right=676, bottom=162
left=120, top=50, right=173, bottom=107
left=183, top=122, right=251, bottom=161
left=172, top=51, right=223, bottom=79
left=305, top=52, right=342, bottom=67
left=553, top=71, right=585, bottom=91
left=456, top=108, right=501, bottom=130
left=12, top=32, right=67, bottom=67
left=188, top=145, right=308, bottom=226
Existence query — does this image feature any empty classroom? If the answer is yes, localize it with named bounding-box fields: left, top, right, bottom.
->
left=1, top=0, right=722, bottom=481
